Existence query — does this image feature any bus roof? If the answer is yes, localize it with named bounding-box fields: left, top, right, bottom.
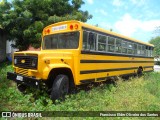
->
left=44, top=20, right=154, bottom=47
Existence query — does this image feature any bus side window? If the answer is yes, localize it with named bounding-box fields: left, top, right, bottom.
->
left=145, top=46, right=148, bottom=56
left=108, top=36, right=115, bottom=52
left=151, top=47, right=153, bottom=57
left=89, top=32, right=97, bottom=51
left=147, top=46, right=150, bottom=56
left=133, top=44, right=137, bottom=55
left=128, top=42, right=134, bottom=54
left=148, top=47, right=151, bottom=57
left=137, top=45, right=141, bottom=55
left=98, top=34, right=107, bottom=52
left=122, top=40, right=127, bottom=53
left=115, top=38, right=122, bottom=53
left=141, top=45, right=145, bottom=56
left=82, top=31, right=88, bottom=50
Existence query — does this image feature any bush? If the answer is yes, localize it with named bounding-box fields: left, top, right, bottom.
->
left=0, top=62, right=160, bottom=113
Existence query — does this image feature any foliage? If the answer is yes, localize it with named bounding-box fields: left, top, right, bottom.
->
left=149, top=36, right=160, bottom=57
left=0, top=0, right=12, bottom=29
left=0, top=0, right=92, bottom=50
left=0, top=62, right=160, bottom=119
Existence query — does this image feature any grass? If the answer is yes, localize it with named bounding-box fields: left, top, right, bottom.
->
left=0, top=62, right=160, bottom=119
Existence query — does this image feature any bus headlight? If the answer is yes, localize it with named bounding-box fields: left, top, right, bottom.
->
left=14, top=58, right=17, bottom=65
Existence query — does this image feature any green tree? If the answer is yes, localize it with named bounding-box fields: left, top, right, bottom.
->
left=149, top=36, right=160, bottom=57
left=0, top=0, right=92, bottom=50
left=0, top=0, right=12, bottom=30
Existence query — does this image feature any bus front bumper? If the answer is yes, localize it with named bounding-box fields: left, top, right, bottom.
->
left=7, top=72, right=43, bottom=89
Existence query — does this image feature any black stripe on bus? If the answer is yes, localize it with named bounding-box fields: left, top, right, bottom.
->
left=80, top=60, right=153, bottom=63
left=144, top=70, right=154, bottom=72
left=80, top=69, right=153, bottom=83
left=96, top=74, right=132, bottom=81
left=144, top=66, right=154, bottom=68
left=96, top=69, right=153, bottom=81
left=80, top=67, right=137, bottom=74
left=80, top=78, right=95, bottom=84
left=81, top=50, right=154, bottom=59
left=97, top=77, right=107, bottom=81
left=80, top=66, right=153, bottom=74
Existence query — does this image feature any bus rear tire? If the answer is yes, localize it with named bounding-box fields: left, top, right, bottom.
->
left=50, top=74, right=69, bottom=101
left=137, top=68, right=143, bottom=77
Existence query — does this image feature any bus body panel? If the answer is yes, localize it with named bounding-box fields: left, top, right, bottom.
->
left=7, top=20, right=154, bottom=89
left=79, top=53, right=153, bottom=83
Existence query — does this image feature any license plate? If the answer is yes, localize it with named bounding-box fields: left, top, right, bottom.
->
left=16, top=75, right=23, bottom=81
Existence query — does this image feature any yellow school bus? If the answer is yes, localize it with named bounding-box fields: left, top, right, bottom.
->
left=7, top=20, right=154, bottom=100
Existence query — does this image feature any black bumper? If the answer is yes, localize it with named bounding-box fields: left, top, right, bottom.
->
left=7, top=72, right=43, bottom=89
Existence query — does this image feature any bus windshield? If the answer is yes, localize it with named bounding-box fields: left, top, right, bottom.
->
left=43, top=32, right=79, bottom=49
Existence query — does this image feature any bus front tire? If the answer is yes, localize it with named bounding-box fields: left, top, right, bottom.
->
left=50, top=74, right=69, bottom=101
left=17, top=83, right=27, bottom=93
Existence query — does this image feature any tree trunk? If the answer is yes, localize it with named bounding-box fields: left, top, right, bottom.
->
left=0, top=29, right=6, bottom=62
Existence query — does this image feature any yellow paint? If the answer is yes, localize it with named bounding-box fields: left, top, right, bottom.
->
left=13, top=20, right=154, bottom=86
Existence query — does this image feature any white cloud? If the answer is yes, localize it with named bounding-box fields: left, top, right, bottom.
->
left=141, top=20, right=160, bottom=31
left=87, top=0, right=94, bottom=5
left=99, top=22, right=112, bottom=30
left=115, top=14, right=140, bottom=36
left=99, top=9, right=107, bottom=16
left=112, top=0, right=123, bottom=7
left=95, top=9, right=107, bottom=16
left=130, top=0, right=146, bottom=6
left=114, top=13, right=160, bottom=36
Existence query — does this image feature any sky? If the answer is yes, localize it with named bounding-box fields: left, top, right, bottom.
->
left=81, top=0, right=160, bottom=43
left=3, top=0, right=160, bottom=43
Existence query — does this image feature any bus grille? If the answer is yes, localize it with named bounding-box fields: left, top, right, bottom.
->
left=14, top=55, right=38, bottom=69
left=17, top=68, right=28, bottom=76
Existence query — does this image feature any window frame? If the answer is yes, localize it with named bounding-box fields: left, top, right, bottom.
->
left=97, top=34, right=107, bottom=52
left=43, top=31, right=80, bottom=50
left=115, top=38, right=122, bottom=53
left=108, top=36, right=115, bottom=52
left=82, top=29, right=153, bottom=57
